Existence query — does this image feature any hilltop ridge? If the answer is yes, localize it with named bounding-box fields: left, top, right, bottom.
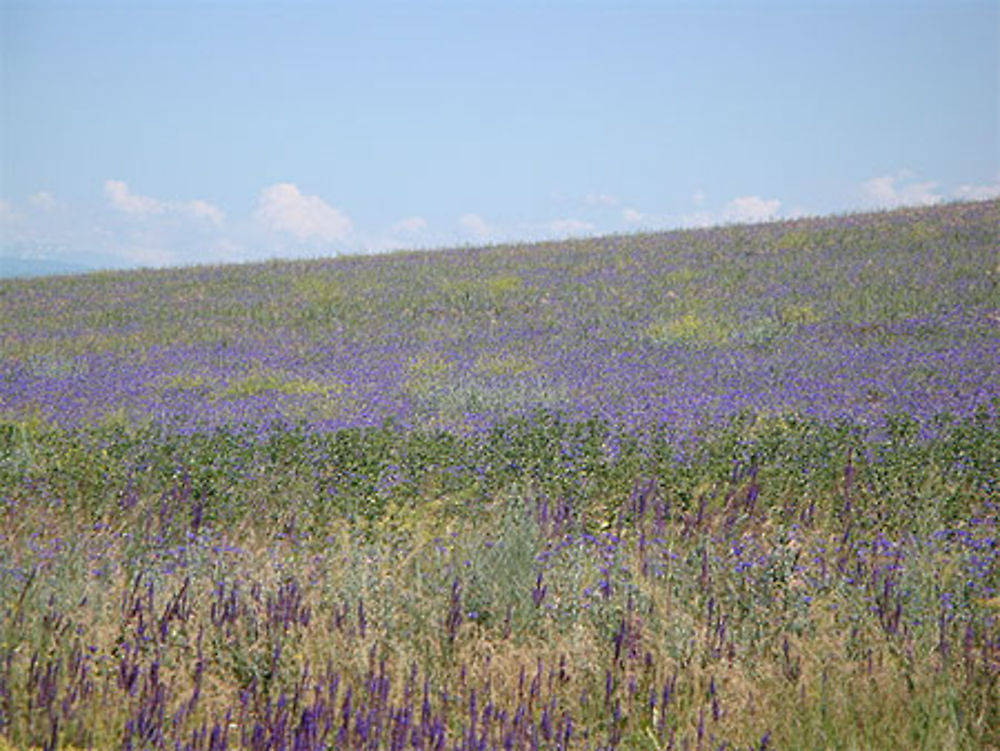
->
left=2, top=197, right=997, bottom=284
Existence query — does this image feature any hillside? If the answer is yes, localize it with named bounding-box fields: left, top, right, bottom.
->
left=2, top=199, right=998, bottom=439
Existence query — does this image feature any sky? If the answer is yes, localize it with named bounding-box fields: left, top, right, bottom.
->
left=1, top=0, right=998, bottom=273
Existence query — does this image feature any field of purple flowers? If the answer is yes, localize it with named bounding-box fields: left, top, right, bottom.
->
left=1, top=199, right=998, bottom=749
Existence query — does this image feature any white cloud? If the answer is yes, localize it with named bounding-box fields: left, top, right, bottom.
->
left=676, top=210, right=714, bottom=229
left=723, top=195, right=782, bottom=223
left=860, top=171, right=942, bottom=208
left=459, top=213, right=492, bottom=239
left=548, top=218, right=594, bottom=236
left=861, top=170, right=1000, bottom=208
left=584, top=193, right=619, bottom=207
left=255, top=183, right=352, bottom=242
left=350, top=216, right=431, bottom=254
left=105, top=180, right=224, bottom=224
left=692, top=189, right=707, bottom=206
left=953, top=182, right=1000, bottom=201
left=2, top=187, right=234, bottom=272
left=390, top=216, right=428, bottom=234
left=28, top=191, right=59, bottom=210
left=187, top=199, right=225, bottom=225
left=105, top=180, right=166, bottom=216
left=622, top=208, right=643, bottom=224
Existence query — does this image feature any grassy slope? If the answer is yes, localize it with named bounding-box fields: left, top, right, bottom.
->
left=1, top=199, right=997, bottom=435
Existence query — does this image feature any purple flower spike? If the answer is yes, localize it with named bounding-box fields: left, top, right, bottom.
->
left=532, top=571, right=547, bottom=607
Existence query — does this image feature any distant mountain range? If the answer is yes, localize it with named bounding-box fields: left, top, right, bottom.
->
left=0, top=256, right=102, bottom=279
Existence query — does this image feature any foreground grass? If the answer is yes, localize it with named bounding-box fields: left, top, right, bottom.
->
left=1, top=413, right=997, bottom=749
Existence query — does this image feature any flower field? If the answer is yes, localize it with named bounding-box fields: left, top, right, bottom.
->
left=1, top=199, right=998, bottom=749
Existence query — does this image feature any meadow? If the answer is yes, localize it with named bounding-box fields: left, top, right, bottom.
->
left=0, top=199, right=998, bottom=750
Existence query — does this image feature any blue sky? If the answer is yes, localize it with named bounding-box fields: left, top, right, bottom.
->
left=1, top=0, right=997, bottom=272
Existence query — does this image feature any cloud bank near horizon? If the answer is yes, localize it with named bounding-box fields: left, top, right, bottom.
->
left=105, top=180, right=225, bottom=225
left=3, top=172, right=999, bottom=272
left=859, top=171, right=1000, bottom=209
